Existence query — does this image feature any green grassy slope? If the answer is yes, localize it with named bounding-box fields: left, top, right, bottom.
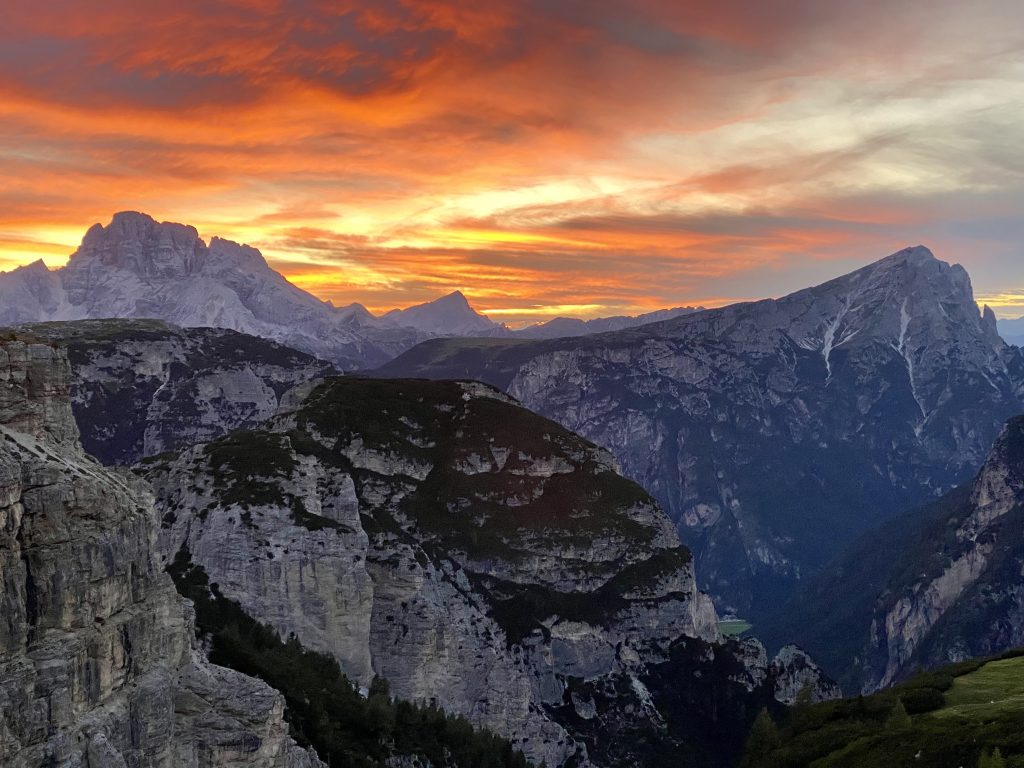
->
left=741, top=651, right=1024, bottom=768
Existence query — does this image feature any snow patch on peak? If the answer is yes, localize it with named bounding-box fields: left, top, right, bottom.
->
left=896, top=298, right=927, bottom=432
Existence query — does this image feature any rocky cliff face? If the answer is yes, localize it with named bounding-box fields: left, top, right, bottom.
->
left=853, top=416, right=1024, bottom=692
left=379, top=247, right=1024, bottom=616
left=141, top=377, right=835, bottom=768
left=0, top=335, right=322, bottom=767
left=9, top=320, right=337, bottom=465
left=0, top=213, right=509, bottom=372
left=762, top=415, right=1024, bottom=694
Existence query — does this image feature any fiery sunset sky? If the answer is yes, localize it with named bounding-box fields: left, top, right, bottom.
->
left=1, top=0, right=1023, bottom=323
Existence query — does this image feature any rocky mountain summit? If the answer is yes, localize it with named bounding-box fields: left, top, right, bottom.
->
left=762, top=414, right=1024, bottom=694
left=141, top=376, right=837, bottom=767
left=0, top=212, right=508, bottom=371
left=379, top=247, right=1024, bottom=616
left=8, top=319, right=337, bottom=465
left=0, top=335, right=322, bottom=767
left=385, top=290, right=501, bottom=336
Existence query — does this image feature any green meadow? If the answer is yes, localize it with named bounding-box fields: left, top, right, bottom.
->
left=741, top=651, right=1024, bottom=768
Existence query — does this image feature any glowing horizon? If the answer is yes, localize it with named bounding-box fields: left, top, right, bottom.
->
left=2, top=1, right=1023, bottom=324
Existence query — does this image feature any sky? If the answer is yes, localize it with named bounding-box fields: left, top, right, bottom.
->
left=1, top=0, right=1023, bottom=324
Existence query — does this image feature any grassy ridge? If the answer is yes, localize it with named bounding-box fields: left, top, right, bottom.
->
left=741, top=651, right=1024, bottom=768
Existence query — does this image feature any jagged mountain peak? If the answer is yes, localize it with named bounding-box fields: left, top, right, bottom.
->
left=0, top=212, right=513, bottom=370
left=384, top=288, right=499, bottom=334
left=439, top=289, right=469, bottom=304
left=879, top=243, right=936, bottom=263
left=85, top=209, right=201, bottom=245
left=73, top=210, right=206, bottom=277
left=12, top=258, right=50, bottom=274
left=786, top=245, right=967, bottom=306
left=763, top=245, right=995, bottom=370
left=75, top=212, right=273, bottom=276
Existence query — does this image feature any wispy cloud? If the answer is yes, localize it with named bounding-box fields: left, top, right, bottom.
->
left=0, top=0, right=1022, bottom=323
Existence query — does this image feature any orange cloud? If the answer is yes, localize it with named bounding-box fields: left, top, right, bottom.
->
left=0, top=0, right=1023, bottom=324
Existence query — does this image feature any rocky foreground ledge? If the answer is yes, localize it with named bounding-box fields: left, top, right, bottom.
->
left=0, top=336, right=322, bottom=767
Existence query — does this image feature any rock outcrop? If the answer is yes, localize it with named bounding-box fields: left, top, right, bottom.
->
left=9, top=320, right=337, bottom=465
left=379, top=247, right=1024, bottom=616
left=0, top=335, right=322, bottom=767
left=141, top=376, right=835, bottom=768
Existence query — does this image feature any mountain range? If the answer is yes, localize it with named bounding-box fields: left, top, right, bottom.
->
left=0, top=212, right=711, bottom=374
left=516, top=306, right=704, bottom=338
left=380, top=247, right=1024, bottom=617
left=6, top=210, right=1024, bottom=765
left=7, top=217, right=1020, bottom=621
left=0, top=212, right=508, bottom=371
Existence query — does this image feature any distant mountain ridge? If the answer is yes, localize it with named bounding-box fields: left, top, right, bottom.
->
left=0, top=212, right=508, bottom=370
left=380, top=246, right=1024, bottom=616
left=0, top=212, right=722, bottom=370
left=516, top=306, right=704, bottom=338
left=384, top=290, right=500, bottom=335
left=998, top=316, right=1024, bottom=346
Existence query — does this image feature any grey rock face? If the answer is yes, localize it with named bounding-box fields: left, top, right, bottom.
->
left=763, top=415, right=1024, bottom=694
left=0, top=337, right=322, bottom=768
left=0, top=334, right=80, bottom=447
left=142, top=377, right=828, bottom=767
left=770, top=645, right=842, bottom=704
left=858, top=417, right=1024, bottom=690
left=379, top=247, right=1024, bottom=615
left=9, top=319, right=337, bottom=465
left=0, top=213, right=506, bottom=371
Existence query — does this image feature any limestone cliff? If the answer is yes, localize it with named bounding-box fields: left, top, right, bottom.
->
left=11, top=320, right=337, bottom=465
left=142, top=377, right=835, bottom=768
left=0, top=335, right=322, bottom=767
